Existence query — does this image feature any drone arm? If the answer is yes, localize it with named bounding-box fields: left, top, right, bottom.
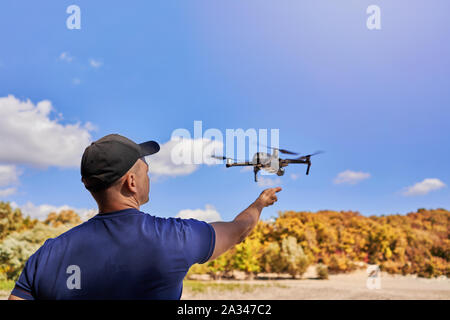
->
left=281, top=158, right=312, bottom=175
left=253, top=166, right=259, bottom=182
left=226, top=162, right=253, bottom=167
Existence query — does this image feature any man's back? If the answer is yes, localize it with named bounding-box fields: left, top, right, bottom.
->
left=11, top=208, right=215, bottom=300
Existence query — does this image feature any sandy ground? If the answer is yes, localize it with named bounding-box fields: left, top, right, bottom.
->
left=1, top=271, right=448, bottom=300
left=181, top=271, right=450, bottom=300
left=0, top=291, right=9, bottom=300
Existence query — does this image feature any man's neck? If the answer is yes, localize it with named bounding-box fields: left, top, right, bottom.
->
left=97, top=203, right=140, bottom=214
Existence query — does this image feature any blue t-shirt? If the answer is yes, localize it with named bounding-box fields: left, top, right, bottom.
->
left=11, top=208, right=215, bottom=300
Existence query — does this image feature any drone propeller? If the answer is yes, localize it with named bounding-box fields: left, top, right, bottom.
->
left=296, top=150, right=324, bottom=160
left=258, top=144, right=299, bottom=155
left=211, top=155, right=227, bottom=160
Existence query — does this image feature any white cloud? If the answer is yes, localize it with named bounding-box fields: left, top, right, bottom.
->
left=240, top=166, right=253, bottom=173
left=0, top=165, right=21, bottom=187
left=89, top=59, right=102, bottom=68
left=10, top=201, right=97, bottom=221
left=402, top=178, right=446, bottom=196
left=0, top=165, right=21, bottom=197
left=334, top=170, right=371, bottom=185
left=290, top=173, right=299, bottom=180
left=257, top=176, right=281, bottom=187
left=59, top=52, right=73, bottom=63
left=0, top=187, right=16, bottom=197
left=147, top=138, right=223, bottom=180
left=0, top=95, right=94, bottom=168
left=175, top=204, right=222, bottom=223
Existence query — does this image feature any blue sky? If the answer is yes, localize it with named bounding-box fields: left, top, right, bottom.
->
left=0, top=1, right=449, bottom=221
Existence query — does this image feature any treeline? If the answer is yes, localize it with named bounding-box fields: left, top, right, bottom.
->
left=0, top=201, right=449, bottom=282
left=191, top=208, right=449, bottom=279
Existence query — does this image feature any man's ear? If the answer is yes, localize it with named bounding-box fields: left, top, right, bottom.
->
left=124, top=172, right=138, bottom=193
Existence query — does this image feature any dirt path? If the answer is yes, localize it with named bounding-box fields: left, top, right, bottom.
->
left=1, top=271, right=448, bottom=300
left=181, top=271, right=450, bottom=300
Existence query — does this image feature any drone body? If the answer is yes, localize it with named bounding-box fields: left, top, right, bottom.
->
left=214, top=148, right=323, bottom=182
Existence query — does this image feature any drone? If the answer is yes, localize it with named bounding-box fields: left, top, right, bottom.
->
left=212, top=146, right=323, bottom=182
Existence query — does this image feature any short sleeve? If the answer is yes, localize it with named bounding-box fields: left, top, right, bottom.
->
left=179, top=219, right=216, bottom=266
left=11, top=249, right=41, bottom=300
left=10, top=238, right=53, bottom=300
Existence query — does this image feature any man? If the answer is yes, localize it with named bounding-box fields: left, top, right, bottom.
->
left=9, top=134, right=281, bottom=300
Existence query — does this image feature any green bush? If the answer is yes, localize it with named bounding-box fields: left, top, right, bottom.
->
left=262, top=242, right=284, bottom=274
left=280, top=236, right=310, bottom=279
left=0, top=223, right=69, bottom=280
left=316, top=263, right=329, bottom=280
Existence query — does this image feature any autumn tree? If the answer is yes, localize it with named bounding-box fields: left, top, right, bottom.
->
left=0, top=202, right=37, bottom=240
left=231, top=237, right=263, bottom=279
left=44, top=210, right=82, bottom=227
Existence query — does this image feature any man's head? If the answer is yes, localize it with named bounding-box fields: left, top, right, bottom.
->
left=85, top=156, right=150, bottom=208
left=81, top=134, right=159, bottom=211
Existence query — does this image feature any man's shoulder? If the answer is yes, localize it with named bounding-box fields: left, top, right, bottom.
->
left=153, top=215, right=211, bottom=228
left=40, top=220, right=93, bottom=249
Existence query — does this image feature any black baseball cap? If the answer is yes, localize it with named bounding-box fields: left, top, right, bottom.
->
left=81, top=134, right=160, bottom=192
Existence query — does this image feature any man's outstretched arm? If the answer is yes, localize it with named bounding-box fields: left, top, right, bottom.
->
left=208, top=187, right=282, bottom=262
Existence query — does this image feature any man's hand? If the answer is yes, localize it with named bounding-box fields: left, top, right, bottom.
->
left=254, top=187, right=282, bottom=209
left=208, top=186, right=282, bottom=262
